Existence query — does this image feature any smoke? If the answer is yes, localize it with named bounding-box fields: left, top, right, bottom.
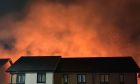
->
left=0, top=0, right=139, bottom=66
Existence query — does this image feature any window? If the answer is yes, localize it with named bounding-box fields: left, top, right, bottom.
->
left=63, top=74, right=68, bottom=84
left=99, top=74, right=109, bottom=84
left=16, top=73, right=25, bottom=84
left=120, top=74, right=124, bottom=84
left=37, top=73, right=46, bottom=83
left=77, top=74, right=86, bottom=83
left=10, top=74, right=13, bottom=83
left=10, top=73, right=16, bottom=83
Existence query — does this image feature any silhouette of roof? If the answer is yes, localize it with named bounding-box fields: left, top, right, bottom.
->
left=7, top=56, right=139, bottom=73
left=0, top=59, right=10, bottom=67
left=7, top=56, right=61, bottom=72
left=56, top=57, right=139, bottom=73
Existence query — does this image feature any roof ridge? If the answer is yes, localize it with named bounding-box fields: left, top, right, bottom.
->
left=61, top=56, right=133, bottom=59
left=21, top=56, right=61, bottom=58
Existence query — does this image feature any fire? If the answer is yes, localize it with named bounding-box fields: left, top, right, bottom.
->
left=0, top=1, right=139, bottom=84
left=0, top=0, right=139, bottom=70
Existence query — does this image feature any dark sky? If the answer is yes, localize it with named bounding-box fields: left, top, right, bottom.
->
left=0, top=0, right=27, bottom=14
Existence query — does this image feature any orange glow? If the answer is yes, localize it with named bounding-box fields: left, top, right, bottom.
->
left=0, top=0, right=139, bottom=84
left=0, top=0, right=139, bottom=66
left=0, top=60, right=10, bottom=84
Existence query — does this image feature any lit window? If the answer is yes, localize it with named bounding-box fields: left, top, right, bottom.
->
left=100, top=74, right=109, bottom=84
left=16, top=73, right=25, bottom=83
left=63, top=74, right=68, bottom=84
left=37, top=73, right=46, bottom=83
left=77, top=74, right=86, bottom=83
left=120, top=74, right=124, bottom=84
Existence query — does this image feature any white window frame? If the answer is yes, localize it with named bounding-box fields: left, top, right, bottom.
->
left=100, top=74, right=109, bottom=84
left=77, top=74, right=86, bottom=83
left=37, top=73, right=46, bottom=83
left=63, top=74, right=68, bottom=83
left=16, top=73, right=25, bottom=83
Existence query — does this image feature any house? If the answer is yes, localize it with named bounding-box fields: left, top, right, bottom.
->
left=7, top=56, right=61, bottom=84
left=0, top=59, right=12, bottom=84
left=55, top=57, right=139, bottom=84
left=7, top=56, right=140, bottom=84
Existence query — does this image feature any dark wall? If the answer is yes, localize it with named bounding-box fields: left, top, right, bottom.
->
left=54, top=73, right=137, bottom=84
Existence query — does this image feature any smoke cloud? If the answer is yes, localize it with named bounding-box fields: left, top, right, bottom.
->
left=0, top=0, right=139, bottom=67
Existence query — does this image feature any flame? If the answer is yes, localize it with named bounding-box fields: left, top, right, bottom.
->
left=0, top=1, right=139, bottom=84
left=0, top=0, right=139, bottom=67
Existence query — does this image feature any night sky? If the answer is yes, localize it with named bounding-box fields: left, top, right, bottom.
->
left=0, top=0, right=139, bottom=68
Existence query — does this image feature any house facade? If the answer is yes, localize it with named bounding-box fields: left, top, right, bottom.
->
left=54, top=73, right=137, bottom=84
left=10, top=72, right=54, bottom=84
left=0, top=59, right=11, bottom=84
left=7, top=56, right=139, bottom=84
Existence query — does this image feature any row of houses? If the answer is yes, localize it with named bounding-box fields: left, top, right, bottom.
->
left=0, top=56, right=140, bottom=84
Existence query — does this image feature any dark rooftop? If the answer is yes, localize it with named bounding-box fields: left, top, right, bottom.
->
left=7, top=56, right=61, bottom=72
left=7, top=56, right=139, bottom=73
left=0, top=59, right=10, bottom=67
left=56, top=57, right=140, bottom=73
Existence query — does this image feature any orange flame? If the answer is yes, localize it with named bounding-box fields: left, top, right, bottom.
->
left=0, top=0, right=139, bottom=84
left=0, top=0, right=139, bottom=68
